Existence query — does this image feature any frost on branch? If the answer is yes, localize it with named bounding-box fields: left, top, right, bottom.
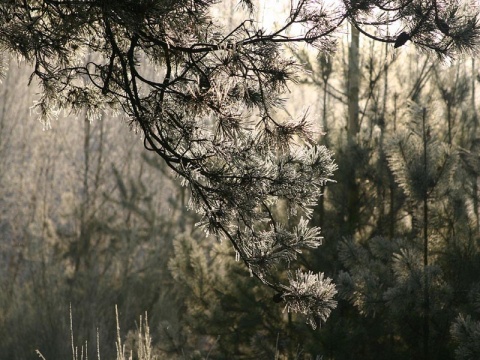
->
left=281, top=270, right=337, bottom=329
left=6, top=0, right=479, bottom=328
left=0, top=0, right=342, bottom=328
left=234, top=217, right=325, bottom=278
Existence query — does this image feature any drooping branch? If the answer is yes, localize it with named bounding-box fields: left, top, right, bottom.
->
left=1, top=0, right=479, bottom=328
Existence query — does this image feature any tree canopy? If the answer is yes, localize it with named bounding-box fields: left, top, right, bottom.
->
left=0, top=0, right=479, bottom=328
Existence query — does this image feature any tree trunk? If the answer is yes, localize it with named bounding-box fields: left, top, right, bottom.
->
left=348, top=25, right=360, bottom=139
left=422, top=108, right=430, bottom=360
left=346, top=24, right=360, bottom=235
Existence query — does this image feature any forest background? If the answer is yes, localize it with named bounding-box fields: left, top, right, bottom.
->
left=1, top=1, right=480, bottom=359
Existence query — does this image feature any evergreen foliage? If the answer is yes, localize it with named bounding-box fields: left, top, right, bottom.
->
left=451, top=314, right=480, bottom=360
left=1, top=0, right=479, bottom=327
left=2, top=2, right=480, bottom=359
left=291, top=19, right=480, bottom=357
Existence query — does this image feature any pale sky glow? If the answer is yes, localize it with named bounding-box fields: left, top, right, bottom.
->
left=257, top=0, right=288, bottom=30
left=257, top=0, right=345, bottom=34
left=249, top=0, right=404, bottom=47
left=211, top=0, right=346, bottom=36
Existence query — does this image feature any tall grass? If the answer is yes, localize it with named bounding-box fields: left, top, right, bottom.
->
left=36, top=305, right=157, bottom=360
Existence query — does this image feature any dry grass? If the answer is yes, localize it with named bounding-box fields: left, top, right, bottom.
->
left=36, top=305, right=157, bottom=360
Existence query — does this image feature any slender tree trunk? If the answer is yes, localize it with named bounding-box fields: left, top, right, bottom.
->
left=348, top=25, right=360, bottom=139
left=471, top=58, right=480, bottom=230
left=322, top=76, right=329, bottom=137
left=389, top=86, right=398, bottom=239
left=377, top=41, right=389, bottom=235
left=446, top=105, right=452, bottom=145
left=83, top=112, right=91, bottom=212
left=473, top=58, right=477, bottom=127
left=422, top=108, right=430, bottom=360
left=473, top=58, right=478, bottom=135
left=75, top=111, right=91, bottom=273
left=318, top=70, right=330, bottom=228
left=346, top=24, right=360, bottom=234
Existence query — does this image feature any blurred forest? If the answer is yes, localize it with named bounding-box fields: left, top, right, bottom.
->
left=1, top=3, right=480, bottom=360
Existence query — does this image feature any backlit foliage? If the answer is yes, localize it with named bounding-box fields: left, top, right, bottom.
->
left=1, top=0, right=479, bottom=326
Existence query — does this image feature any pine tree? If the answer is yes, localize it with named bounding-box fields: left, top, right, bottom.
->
left=451, top=314, right=480, bottom=360
left=1, top=0, right=479, bottom=326
left=335, top=102, right=478, bottom=359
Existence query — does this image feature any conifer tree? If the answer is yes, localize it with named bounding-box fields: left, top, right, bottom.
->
left=336, top=103, right=477, bottom=359
left=451, top=313, right=480, bottom=360
left=281, top=7, right=480, bottom=353
left=1, top=0, right=479, bottom=326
